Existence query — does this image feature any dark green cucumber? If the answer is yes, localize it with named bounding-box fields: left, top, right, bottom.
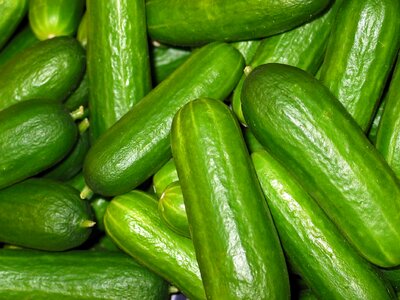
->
left=83, top=42, right=244, bottom=196
left=242, top=63, right=400, bottom=267
left=104, top=190, right=206, bottom=300
left=29, top=0, right=85, bottom=40
left=171, top=98, right=289, bottom=299
left=90, top=196, right=110, bottom=232
left=382, top=268, right=400, bottom=293
left=0, top=249, right=168, bottom=299
left=252, top=150, right=395, bottom=299
left=77, top=11, right=87, bottom=49
left=0, top=0, right=28, bottom=50
left=66, top=172, right=86, bottom=191
left=0, top=99, right=77, bottom=189
left=64, top=72, right=89, bottom=111
left=0, top=25, right=39, bottom=66
left=90, top=235, right=121, bottom=252
left=368, top=99, right=386, bottom=144
left=87, top=0, right=152, bottom=141
left=319, top=0, right=400, bottom=131
left=153, top=158, right=179, bottom=197
left=0, top=37, right=85, bottom=111
left=158, top=181, right=190, bottom=238
left=0, top=178, right=93, bottom=251
left=146, top=0, right=331, bottom=46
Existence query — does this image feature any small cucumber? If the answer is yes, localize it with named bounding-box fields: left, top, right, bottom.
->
left=90, top=196, right=110, bottom=232
left=319, top=0, right=400, bottom=131
left=64, top=72, right=89, bottom=111
left=153, top=159, right=179, bottom=197
left=0, top=99, right=77, bottom=189
left=171, top=98, right=289, bottom=299
left=0, top=249, right=168, bottom=299
left=83, top=42, right=244, bottom=196
left=0, top=37, right=86, bottom=111
left=242, top=63, right=400, bottom=267
left=104, top=190, right=206, bottom=300
left=29, top=0, right=85, bottom=40
left=0, top=0, right=28, bottom=49
left=146, top=0, right=331, bottom=46
left=0, top=178, right=93, bottom=251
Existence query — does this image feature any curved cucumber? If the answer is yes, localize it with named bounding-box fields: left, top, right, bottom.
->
left=252, top=150, right=395, bottom=299
left=104, top=190, right=206, bottom=300
left=0, top=99, right=77, bottom=189
left=87, top=0, right=152, bottom=141
left=153, top=159, right=178, bottom=197
left=0, top=37, right=86, bottom=111
left=0, top=249, right=168, bottom=299
left=0, top=178, right=93, bottom=251
left=242, top=63, right=400, bottom=267
left=319, top=0, right=400, bottom=131
left=29, top=0, right=85, bottom=40
left=0, top=0, right=28, bottom=50
left=83, top=42, right=244, bottom=196
left=171, top=98, right=289, bottom=299
left=146, top=0, right=331, bottom=46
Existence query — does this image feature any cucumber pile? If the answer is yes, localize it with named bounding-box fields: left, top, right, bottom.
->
left=1, top=0, right=400, bottom=299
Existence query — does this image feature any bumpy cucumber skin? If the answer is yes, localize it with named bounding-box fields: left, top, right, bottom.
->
left=171, top=98, right=289, bottom=299
left=87, top=0, right=152, bottom=141
left=242, top=63, right=400, bottom=267
left=146, top=0, right=331, bottom=46
left=0, top=37, right=86, bottom=111
left=29, top=0, right=85, bottom=40
left=0, top=249, right=168, bottom=299
left=153, top=158, right=179, bottom=197
left=0, top=179, right=93, bottom=251
left=104, top=190, right=206, bottom=300
left=252, top=150, right=395, bottom=300
left=319, top=0, right=400, bottom=131
left=84, top=42, right=244, bottom=196
left=0, top=0, right=28, bottom=50
left=0, top=100, right=77, bottom=189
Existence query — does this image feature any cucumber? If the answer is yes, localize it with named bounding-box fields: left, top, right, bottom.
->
left=368, top=99, right=386, bottom=144
left=90, top=235, right=121, bottom=252
left=29, top=0, right=85, bottom=40
left=252, top=150, right=395, bottom=299
left=66, top=172, right=86, bottom=192
left=0, top=99, right=77, bottom=189
left=83, top=42, right=244, bottom=196
left=146, top=0, right=332, bottom=46
left=231, top=40, right=261, bottom=65
left=0, top=37, right=86, bottom=111
left=382, top=268, right=400, bottom=293
left=90, top=196, right=110, bottom=232
left=77, top=11, right=87, bottom=49
left=241, top=63, right=400, bottom=267
left=153, top=159, right=178, bottom=197
left=87, top=0, right=152, bottom=141
left=104, top=190, right=206, bottom=300
left=0, top=178, right=93, bottom=251
left=64, top=72, right=89, bottom=111
left=159, top=181, right=190, bottom=238
left=0, top=25, right=39, bottom=66
left=171, top=98, right=289, bottom=299
left=0, top=0, right=28, bottom=50
left=243, top=127, right=264, bottom=153
left=0, top=249, right=168, bottom=299
left=319, top=0, right=400, bottom=131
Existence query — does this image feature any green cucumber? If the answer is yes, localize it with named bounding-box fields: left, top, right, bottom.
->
left=87, top=0, right=152, bottom=141
left=159, top=181, right=190, bottom=238
left=241, top=63, right=400, bottom=267
left=231, top=40, right=261, bottom=65
left=0, top=0, right=28, bottom=50
left=368, top=99, right=386, bottom=144
left=0, top=178, right=93, bottom=251
left=104, top=190, right=206, bottom=300
left=0, top=37, right=85, bottom=111
left=146, top=0, right=331, bottom=46
left=319, top=0, right=400, bottom=131
left=0, top=249, right=168, bottom=299
left=382, top=268, right=400, bottom=293
left=171, top=98, right=289, bottom=299
left=90, top=235, right=121, bottom=252
left=243, top=127, right=264, bottom=153
left=29, top=0, right=85, bottom=40
left=252, top=150, right=395, bottom=299
left=153, top=159, right=178, bottom=197
left=77, top=11, right=87, bottom=49
left=0, top=99, right=77, bottom=189
left=66, top=172, right=86, bottom=191
left=90, top=197, right=110, bottom=232
left=0, top=25, right=39, bottom=66
left=64, top=72, right=89, bottom=111
left=83, top=42, right=244, bottom=196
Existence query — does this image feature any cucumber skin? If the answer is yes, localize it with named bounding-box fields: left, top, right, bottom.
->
left=87, top=0, right=152, bottom=141
left=29, top=0, right=85, bottom=40
left=83, top=42, right=244, bottom=196
left=146, top=0, right=331, bottom=46
left=0, top=0, right=28, bottom=50
left=368, top=99, right=385, bottom=144
left=0, top=37, right=86, bottom=111
left=152, top=158, right=179, bottom=197
left=241, top=63, right=400, bottom=267
left=104, top=190, right=206, bottom=300
left=319, top=0, right=400, bottom=131
left=90, top=196, right=110, bottom=232
left=252, top=150, right=395, bottom=300
left=77, top=11, right=87, bottom=49
left=171, top=98, right=289, bottom=299
left=0, top=100, right=77, bottom=189
left=64, top=72, right=89, bottom=111
left=0, top=179, right=93, bottom=251
left=0, top=249, right=168, bottom=299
